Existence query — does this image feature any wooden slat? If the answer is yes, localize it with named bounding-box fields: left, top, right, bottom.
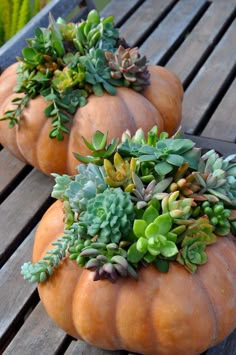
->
left=201, top=79, right=236, bottom=142
left=138, top=0, right=207, bottom=64
left=100, top=0, right=142, bottom=26
left=65, top=340, right=126, bottom=355
left=0, top=149, right=27, bottom=197
left=3, top=303, right=67, bottom=355
left=186, top=135, right=236, bottom=157
left=181, top=19, right=236, bottom=134
left=0, top=228, right=36, bottom=346
left=166, top=0, right=236, bottom=86
left=119, top=0, right=176, bottom=45
left=0, top=1, right=236, bottom=354
left=0, top=169, right=54, bottom=264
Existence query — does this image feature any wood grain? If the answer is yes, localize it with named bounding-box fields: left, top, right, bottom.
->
left=139, top=0, right=207, bottom=64
left=0, top=169, right=54, bottom=264
left=166, top=0, right=236, bottom=86
left=182, top=20, right=236, bottom=134
left=202, top=79, right=236, bottom=142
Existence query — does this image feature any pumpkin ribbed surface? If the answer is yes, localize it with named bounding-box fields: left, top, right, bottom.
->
left=33, top=200, right=236, bottom=355
left=0, top=64, right=183, bottom=175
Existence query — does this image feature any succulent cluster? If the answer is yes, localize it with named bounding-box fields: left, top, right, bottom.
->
left=0, top=10, right=150, bottom=140
left=21, top=127, right=236, bottom=283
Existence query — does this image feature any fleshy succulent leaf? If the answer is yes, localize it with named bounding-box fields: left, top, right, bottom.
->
left=21, top=126, right=236, bottom=284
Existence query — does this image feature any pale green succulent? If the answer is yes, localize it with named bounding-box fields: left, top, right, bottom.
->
left=196, top=150, right=236, bottom=204
left=78, top=187, right=135, bottom=244
left=21, top=127, right=236, bottom=284
left=65, top=164, right=107, bottom=213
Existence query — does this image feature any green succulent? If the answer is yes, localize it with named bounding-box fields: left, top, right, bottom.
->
left=1, top=10, right=149, bottom=140
left=160, top=191, right=193, bottom=221
left=64, top=164, right=107, bottom=213
left=131, top=211, right=178, bottom=259
left=78, top=187, right=135, bottom=244
left=104, top=153, right=136, bottom=191
left=196, top=150, right=236, bottom=204
left=201, top=201, right=231, bottom=235
left=21, top=127, right=236, bottom=284
left=118, top=130, right=201, bottom=179
left=177, top=217, right=216, bottom=272
left=73, top=130, right=118, bottom=165
left=105, top=45, right=150, bottom=91
left=131, top=173, right=157, bottom=209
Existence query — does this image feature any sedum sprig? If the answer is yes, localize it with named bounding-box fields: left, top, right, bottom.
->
left=1, top=10, right=150, bottom=140
left=21, top=127, right=236, bottom=283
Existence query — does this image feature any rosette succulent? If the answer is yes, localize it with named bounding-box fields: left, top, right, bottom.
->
left=21, top=126, right=236, bottom=284
left=78, top=187, right=135, bottom=243
left=0, top=10, right=150, bottom=141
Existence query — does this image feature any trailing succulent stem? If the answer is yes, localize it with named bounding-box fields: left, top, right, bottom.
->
left=21, top=127, right=236, bottom=283
left=1, top=10, right=150, bottom=140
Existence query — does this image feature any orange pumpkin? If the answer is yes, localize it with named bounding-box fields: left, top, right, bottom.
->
left=0, top=63, right=183, bottom=175
left=33, top=200, right=236, bottom=355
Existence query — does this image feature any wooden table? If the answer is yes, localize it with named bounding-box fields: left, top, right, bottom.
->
left=0, top=0, right=235, bottom=354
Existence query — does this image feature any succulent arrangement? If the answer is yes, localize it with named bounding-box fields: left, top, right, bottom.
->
left=21, top=126, right=236, bottom=283
left=0, top=9, right=150, bottom=140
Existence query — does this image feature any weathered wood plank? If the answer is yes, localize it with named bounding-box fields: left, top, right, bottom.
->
left=186, top=135, right=236, bottom=158
left=138, top=0, right=207, bottom=64
left=119, top=0, right=176, bottom=45
left=100, top=0, right=142, bottom=26
left=201, top=79, right=236, bottom=143
left=166, top=0, right=236, bottom=86
left=0, top=169, right=54, bottom=265
left=3, top=303, right=67, bottom=355
left=0, top=228, right=36, bottom=347
left=65, top=340, right=126, bottom=355
left=181, top=20, right=236, bottom=134
left=0, top=149, right=28, bottom=198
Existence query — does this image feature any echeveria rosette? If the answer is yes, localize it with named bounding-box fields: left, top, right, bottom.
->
left=1, top=10, right=150, bottom=141
left=78, top=187, right=135, bottom=244
left=21, top=126, right=236, bottom=284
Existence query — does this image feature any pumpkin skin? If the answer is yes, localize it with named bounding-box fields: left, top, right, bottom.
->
left=0, top=63, right=183, bottom=175
left=33, top=200, right=236, bottom=355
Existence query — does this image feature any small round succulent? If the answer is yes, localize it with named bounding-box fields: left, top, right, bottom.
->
left=1, top=10, right=150, bottom=141
left=79, top=187, right=135, bottom=244
left=21, top=126, right=236, bottom=283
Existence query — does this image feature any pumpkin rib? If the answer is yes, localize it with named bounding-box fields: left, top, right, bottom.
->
left=116, top=86, right=164, bottom=133
left=149, top=263, right=216, bottom=355
left=0, top=63, right=183, bottom=175
left=0, top=93, right=27, bottom=162
left=143, top=66, right=183, bottom=135
left=35, top=116, right=69, bottom=175
left=32, top=201, right=83, bottom=339
left=38, top=258, right=84, bottom=339
left=192, top=237, right=236, bottom=347
left=31, top=200, right=236, bottom=354
left=66, top=92, right=136, bottom=175
left=192, top=270, right=218, bottom=346
left=66, top=90, right=159, bottom=175
left=72, top=270, right=124, bottom=349
left=0, top=67, right=18, bottom=107
left=16, top=97, right=49, bottom=170
left=115, top=266, right=162, bottom=354
left=198, top=238, right=236, bottom=345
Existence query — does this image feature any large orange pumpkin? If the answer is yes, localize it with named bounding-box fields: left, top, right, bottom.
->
left=0, top=63, right=183, bottom=175
left=33, top=200, right=236, bottom=355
